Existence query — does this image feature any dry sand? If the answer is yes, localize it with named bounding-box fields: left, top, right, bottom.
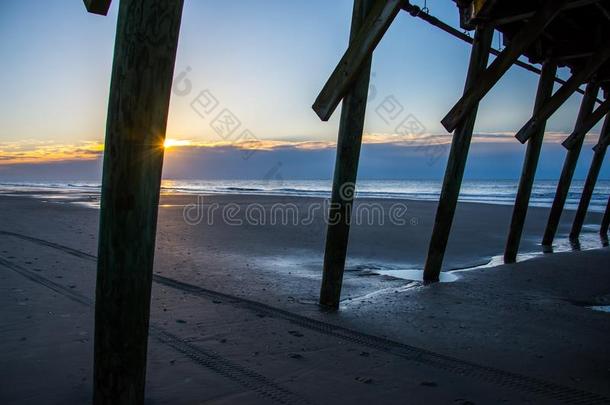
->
left=0, top=193, right=609, bottom=404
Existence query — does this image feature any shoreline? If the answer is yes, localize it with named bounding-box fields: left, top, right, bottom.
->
left=0, top=192, right=606, bottom=278
left=1, top=178, right=609, bottom=212
left=0, top=187, right=606, bottom=212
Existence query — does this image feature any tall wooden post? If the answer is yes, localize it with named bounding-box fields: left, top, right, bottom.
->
left=424, top=27, right=494, bottom=282
left=569, top=114, right=610, bottom=240
left=319, top=0, right=374, bottom=309
left=93, top=1, right=184, bottom=404
left=423, top=26, right=493, bottom=282
left=541, top=82, right=600, bottom=246
left=601, top=195, right=610, bottom=236
left=504, top=62, right=557, bottom=263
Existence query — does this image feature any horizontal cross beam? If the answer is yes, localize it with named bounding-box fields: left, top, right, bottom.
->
left=83, top=0, right=112, bottom=15
left=441, top=0, right=569, bottom=133
left=312, top=0, right=403, bottom=121
left=490, top=0, right=601, bottom=26
left=516, top=45, right=610, bottom=143
left=562, top=99, right=610, bottom=149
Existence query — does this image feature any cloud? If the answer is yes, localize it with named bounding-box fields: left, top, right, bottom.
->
left=0, top=140, right=103, bottom=164
left=0, top=130, right=606, bottom=182
left=1, top=129, right=599, bottom=166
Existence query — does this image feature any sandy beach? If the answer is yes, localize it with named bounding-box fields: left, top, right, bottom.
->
left=1, top=192, right=609, bottom=403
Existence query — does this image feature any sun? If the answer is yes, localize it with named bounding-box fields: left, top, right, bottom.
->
left=163, top=138, right=191, bottom=149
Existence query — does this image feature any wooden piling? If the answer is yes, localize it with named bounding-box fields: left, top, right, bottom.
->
left=541, top=82, right=600, bottom=247
left=601, top=195, right=610, bottom=236
left=93, top=0, right=184, bottom=404
left=319, top=0, right=374, bottom=309
left=423, top=26, right=493, bottom=282
left=504, top=62, right=557, bottom=263
left=570, top=113, right=610, bottom=239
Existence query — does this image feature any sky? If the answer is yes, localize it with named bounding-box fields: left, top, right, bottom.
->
left=0, top=0, right=608, bottom=181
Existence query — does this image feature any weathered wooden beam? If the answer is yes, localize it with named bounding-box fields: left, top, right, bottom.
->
left=594, top=116, right=610, bottom=151
left=489, top=0, right=601, bottom=26
left=569, top=113, right=610, bottom=239
left=562, top=99, right=610, bottom=149
left=541, top=82, right=600, bottom=246
left=554, top=51, right=596, bottom=62
left=473, top=0, right=499, bottom=19
left=504, top=62, right=557, bottom=263
left=312, top=0, right=402, bottom=121
left=516, top=46, right=610, bottom=143
left=319, top=0, right=375, bottom=309
left=601, top=195, right=610, bottom=236
left=83, top=0, right=112, bottom=15
left=545, top=40, right=598, bottom=62
left=459, top=0, right=499, bottom=29
left=441, top=0, right=568, bottom=133
left=93, top=0, right=184, bottom=404
left=423, top=25, right=494, bottom=282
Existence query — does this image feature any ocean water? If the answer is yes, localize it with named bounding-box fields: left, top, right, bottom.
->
left=0, top=179, right=608, bottom=212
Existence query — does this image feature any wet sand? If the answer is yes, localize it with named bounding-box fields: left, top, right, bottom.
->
left=0, top=193, right=609, bottom=403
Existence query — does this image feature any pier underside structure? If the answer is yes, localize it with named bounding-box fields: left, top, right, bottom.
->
left=315, top=0, right=610, bottom=308
left=81, top=0, right=610, bottom=402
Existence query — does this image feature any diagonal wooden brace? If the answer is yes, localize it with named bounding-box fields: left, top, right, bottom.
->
left=562, top=98, right=610, bottom=149
left=312, top=0, right=403, bottom=121
left=516, top=45, right=610, bottom=143
left=441, top=0, right=569, bottom=133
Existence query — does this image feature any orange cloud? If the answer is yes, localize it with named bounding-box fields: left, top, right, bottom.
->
left=0, top=140, right=104, bottom=165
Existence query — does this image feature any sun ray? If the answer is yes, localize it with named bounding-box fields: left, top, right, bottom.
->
left=163, top=139, right=192, bottom=149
